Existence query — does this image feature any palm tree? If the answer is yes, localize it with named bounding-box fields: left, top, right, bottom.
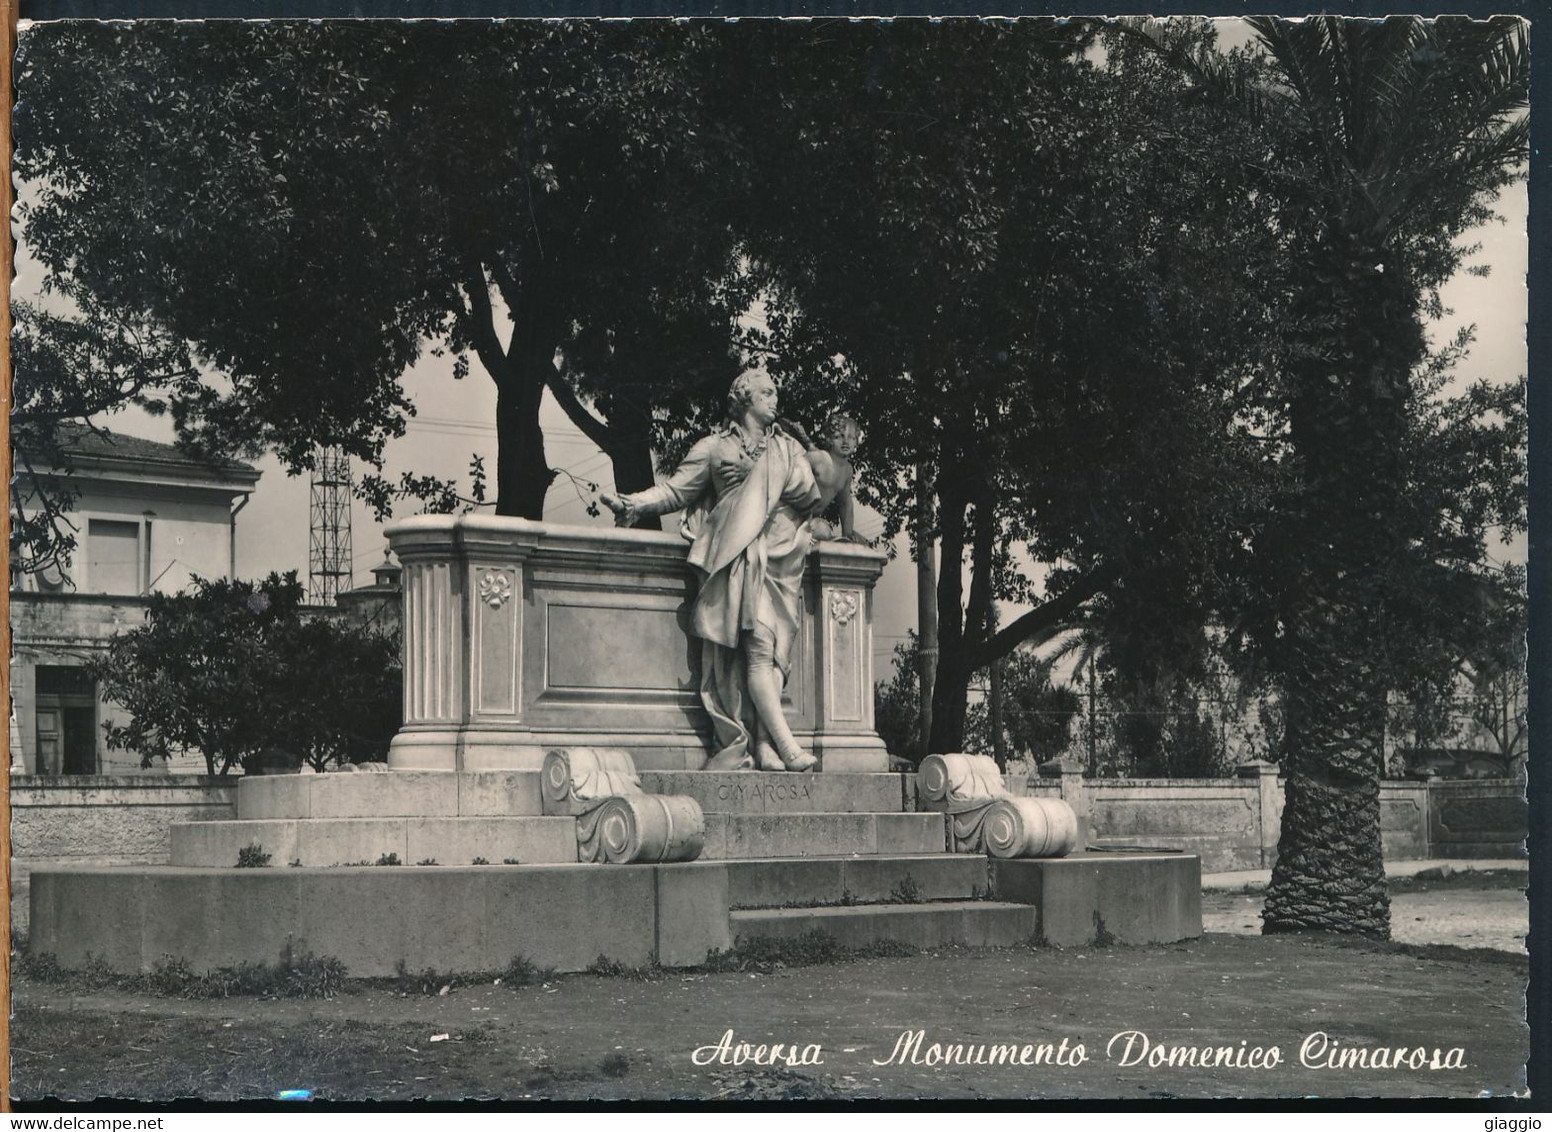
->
left=1121, top=16, right=1527, bottom=936
left=1248, top=16, right=1526, bottom=938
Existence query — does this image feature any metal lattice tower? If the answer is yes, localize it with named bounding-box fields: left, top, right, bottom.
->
left=308, top=446, right=353, bottom=604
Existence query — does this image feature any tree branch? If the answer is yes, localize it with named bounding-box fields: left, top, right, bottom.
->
left=542, top=363, right=616, bottom=452
left=967, top=560, right=1121, bottom=670
left=459, top=262, right=511, bottom=387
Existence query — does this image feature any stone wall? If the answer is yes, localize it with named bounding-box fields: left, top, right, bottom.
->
left=9, top=775, right=237, bottom=932
left=1427, top=780, right=1531, bottom=859
left=1022, top=766, right=1526, bottom=873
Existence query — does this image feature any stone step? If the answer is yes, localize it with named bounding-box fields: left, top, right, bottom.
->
left=236, top=771, right=544, bottom=821
left=170, top=816, right=578, bottom=868
left=700, top=812, right=947, bottom=860
left=729, top=901, right=1038, bottom=950
left=726, top=854, right=990, bottom=908
left=637, top=772, right=914, bottom=815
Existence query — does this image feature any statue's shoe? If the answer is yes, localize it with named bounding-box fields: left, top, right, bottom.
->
left=780, top=750, right=818, bottom=773
left=753, top=740, right=786, bottom=771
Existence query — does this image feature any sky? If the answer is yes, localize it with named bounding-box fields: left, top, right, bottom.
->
left=13, top=17, right=1530, bottom=679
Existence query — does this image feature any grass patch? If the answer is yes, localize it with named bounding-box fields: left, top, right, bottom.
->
left=704, top=929, right=918, bottom=973
left=16, top=943, right=347, bottom=999
left=584, top=955, right=665, bottom=981
left=1092, top=913, right=1117, bottom=948
left=888, top=874, right=922, bottom=904
left=1387, top=867, right=1526, bottom=894
left=503, top=954, right=557, bottom=986
left=236, top=844, right=272, bottom=868
left=390, top=954, right=559, bottom=995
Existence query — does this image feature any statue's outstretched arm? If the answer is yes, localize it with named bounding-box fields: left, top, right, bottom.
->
left=601, top=436, right=716, bottom=526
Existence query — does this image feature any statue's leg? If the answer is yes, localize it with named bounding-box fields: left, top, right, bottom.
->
left=701, top=638, right=754, bottom=770
left=744, top=627, right=817, bottom=772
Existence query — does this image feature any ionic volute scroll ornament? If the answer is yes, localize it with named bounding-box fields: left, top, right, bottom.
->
left=917, top=753, right=1079, bottom=859
left=542, top=748, right=705, bottom=864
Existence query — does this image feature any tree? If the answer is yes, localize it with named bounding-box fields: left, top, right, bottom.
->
left=1138, top=16, right=1530, bottom=937
left=10, top=290, right=204, bottom=573
left=91, top=573, right=401, bottom=774
left=15, top=20, right=746, bottom=522
left=738, top=19, right=1287, bottom=755
left=874, top=634, right=924, bottom=762
left=964, top=649, right=1081, bottom=765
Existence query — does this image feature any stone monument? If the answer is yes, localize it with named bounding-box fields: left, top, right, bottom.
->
left=26, top=376, right=1203, bottom=977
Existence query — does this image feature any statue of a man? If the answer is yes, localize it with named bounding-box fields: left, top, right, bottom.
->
left=601, top=372, right=821, bottom=772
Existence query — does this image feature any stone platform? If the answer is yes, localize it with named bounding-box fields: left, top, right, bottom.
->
left=27, top=852, right=1202, bottom=976
left=28, top=765, right=1201, bottom=975
left=170, top=770, right=944, bottom=865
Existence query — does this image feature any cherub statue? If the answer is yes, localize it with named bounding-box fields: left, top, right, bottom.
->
left=780, top=413, right=866, bottom=544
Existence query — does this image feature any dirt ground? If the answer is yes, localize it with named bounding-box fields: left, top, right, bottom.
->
left=1202, top=889, right=1529, bottom=954
left=11, top=926, right=1530, bottom=1104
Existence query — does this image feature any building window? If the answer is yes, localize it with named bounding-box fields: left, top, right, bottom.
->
left=35, top=664, right=98, bottom=775
left=86, top=519, right=141, bottom=594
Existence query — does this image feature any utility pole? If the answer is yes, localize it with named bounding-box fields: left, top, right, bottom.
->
left=915, top=470, right=937, bottom=762
left=1086, top=653, right=1098, bottom=776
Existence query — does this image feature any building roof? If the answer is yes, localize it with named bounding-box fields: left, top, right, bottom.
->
left=46, top=423, right=260, bottom=475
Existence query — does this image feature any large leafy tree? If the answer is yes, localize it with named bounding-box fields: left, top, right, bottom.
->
left=14, top=20, right=744, bottom=522
left=737, top=19, right=1286, bottom=753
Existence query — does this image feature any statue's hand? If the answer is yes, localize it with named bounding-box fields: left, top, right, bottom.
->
left=718, top=456, right=751, bottom=488
left=778, top=417, right=815, bottom=450
left=598, top=491, right=638, bottom=528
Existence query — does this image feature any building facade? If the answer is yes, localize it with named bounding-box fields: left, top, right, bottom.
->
left=10, top=429, right=261, bottom=774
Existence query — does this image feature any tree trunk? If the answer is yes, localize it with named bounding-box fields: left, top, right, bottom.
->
left=1264, top=585, right=1390, bottom=935
left=494, top=365, right=555, bottom=520
left=603, top=398, right=662, bottom=531
left=989, top=644, right=1008, bottom=772
left=1263, top=224, right=1418, bottom=939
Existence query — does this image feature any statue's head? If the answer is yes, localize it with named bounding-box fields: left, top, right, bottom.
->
left=727, top=371, right=779, bottom=426
left=821, top=414, right=862, bottom=457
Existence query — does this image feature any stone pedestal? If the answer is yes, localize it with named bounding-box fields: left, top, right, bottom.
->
left=384, top=517, right=890, bottom=773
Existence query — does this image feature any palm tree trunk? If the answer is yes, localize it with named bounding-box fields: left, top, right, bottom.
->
left=1263, top=225, right=1418, bottom=938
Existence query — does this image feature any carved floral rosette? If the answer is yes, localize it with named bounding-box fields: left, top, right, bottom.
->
left=919, top=752, right=1078, bottom=859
